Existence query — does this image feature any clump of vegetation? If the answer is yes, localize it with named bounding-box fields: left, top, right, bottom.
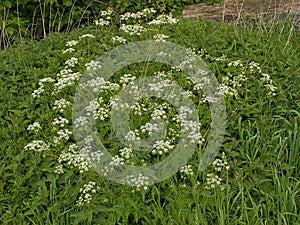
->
left=1, top=4, right=299, bottom=225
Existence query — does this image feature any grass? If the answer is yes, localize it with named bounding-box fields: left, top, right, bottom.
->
left=0, top=8, right=299, bottom=225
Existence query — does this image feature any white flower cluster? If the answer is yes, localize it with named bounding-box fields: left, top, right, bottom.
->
left=24, top=140, right=49, bottom=152
left=110, top=96, right=130, bottom=111
left=65, top=57, right=78, bottom=68
left=27, top=121, right=41, bottom=131
left=65, top=40, right=78, bottom=47
left=130, top=102, right=148, bottom=116
left=85, top=60, right=102, bottom=71
left=119, top=147, right=133, bottom=159
left=112, top=36, right=127, bottom=44
left=151, top=108, right=167, bottom=120
left=216, top=83, right=238, bottom=97
left=109, top=156, right=125, bottom=167
left=152, top=140, right=174, bottom=155
left=62, top=48, right=75, bottom=54
left=193, top=76, right=211, bottom=91
left=205, top=173, right=224, bottom=190
left=57, top=143, right=91, bottom=173
left=205, top=152, right=230, bottom=191
left=148, top=14, right=178, bottom=25
left=172, top=48, right=197, bottom=72
left=80, top=77, right=119, bottom=93
left=52, top=129, right=72, bottom=146
left=120, top=8, right=156, bottom=21
left=53, top=99, right=72, bottom=113
left=54, top=70, right=82, bottom=93
left=140, top=122, right=160, bottom=135
left=212, top=152, right=230, bottom=172
left=73, top=116, right=89, bottom=128
left=95, top=8, right=113, bottom=27
left=120, top=24, right=146, bottom=36
left=228, top=59, right=243, bottom=67
left=125, top=130, right=141, bottom=143
left=248, top=61, right=262, bottom=74
left=180, top=165, right=194, bottom=177
left=120, top=73, right=136, bottom=86
left=79, top=34, right=95, bottom=39
left=148, top=78, right=173, bottom=93
left=76, top=181, right=100, bottom=206
left=153, top=34, right=169, bottom=42
left=54, top=164, right=64, bottom=174
left=79, top=136, right=104, bottom=163
left=101, top=7, right=113, bottom=17
left=84, top=98, right=109, bottom=121
left=121, top=11, right=145, bottom=21
left=142, top=8, right=157, bottom=14
left=260, top=73, right=277, bottom=96
left=126, top=174, right=150, bottom=189
left=95, top=18, right=110, bottom=26
left=31, top=77, right=55, bottom=98
left=52, top=116, right=69, bottom=127
left=178, top=106, right=204, bottom=144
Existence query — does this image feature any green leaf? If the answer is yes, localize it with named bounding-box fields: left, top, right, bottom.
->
left=2, top=0, right=12, bottom=8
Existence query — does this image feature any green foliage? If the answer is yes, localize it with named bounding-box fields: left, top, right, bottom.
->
left=0, top=8, right=299, bottom=225
left=0, top=0, right=108, bottom=48
left=0, top=0, right=223, bottom=48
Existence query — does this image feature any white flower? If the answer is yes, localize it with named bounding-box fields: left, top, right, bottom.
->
left=85, top=60, right=102, bottom=71
left=153, top=34, right=169, bottom=42
left=65, top=57, right=78, bottom=68
left=140, top=122, right=160, bottom=135
left=120, top=24, right=146, bottom=36
left=228, top=60, right=243, bottom=67
left=148, top=15, right=178, bottom=25
left=79, top=34, right=95, bottom=39
left=65, top=40, right=78, bottom=47
left=31, top=86, right=44, bottom=98
left=52, top=116, right=69, bottom=127
left=76, top=181, right=100, bottom=206
left=180, top=165, right=193, bottom=176
left=53, top=99, right=72, bottom=113
left=54, top=164, right=64, bottom=174
left=27, top=122, right=41, bottom=131
left=152, top=140, right=174, bottom=155
left=205, top=173, right=224, bottom=190
left=95, top=18, right=109, bottom=26
left=120, top=74, right=136, bottom=86
left=54, top=72, right=81, bottom=93
left=58, top=143, right=94, bottom=173
left=101, top=7, right=113, bottom=16
left=142, top=8, right=157, bottom=14
left=126, top=174, right=150, bottom=188
left=125, top=130, right=141, bottom=142
left=53, top=129, right=72, bottom=146
left=120, top=11, right=145, bottom=21
left=32, top=77, right=55, bottom=98
left=212, top=152, right=230, bottom=172
left=109, top=156, right=125, bottom=167
left=24, top=140, right=49, bottom=152
left=112, top=36, right=127, bottom=44
left=119, top=147, right=133, bottom=159
left=62, top=48, right=75, bottom=54
left=74, top=116, right=89, bottom=128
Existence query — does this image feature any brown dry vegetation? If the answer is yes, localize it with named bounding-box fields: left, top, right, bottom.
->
left=183, top=0, right=300, bottom=23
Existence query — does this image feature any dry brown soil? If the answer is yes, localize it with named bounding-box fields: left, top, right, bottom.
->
left=183, top=0, right=300, bottom=23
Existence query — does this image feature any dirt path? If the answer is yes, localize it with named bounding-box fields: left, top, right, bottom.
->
left=183, top=0, right=300, bottom=23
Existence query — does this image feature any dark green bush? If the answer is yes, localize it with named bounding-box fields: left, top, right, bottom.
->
left=0, top=0, right=220, bottom=48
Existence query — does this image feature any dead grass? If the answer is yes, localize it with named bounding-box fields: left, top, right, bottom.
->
left=183, top=0, right=300, bottom=23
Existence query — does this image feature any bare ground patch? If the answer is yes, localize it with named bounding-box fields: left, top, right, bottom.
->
left=183, top=0, right=300, bottom=23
